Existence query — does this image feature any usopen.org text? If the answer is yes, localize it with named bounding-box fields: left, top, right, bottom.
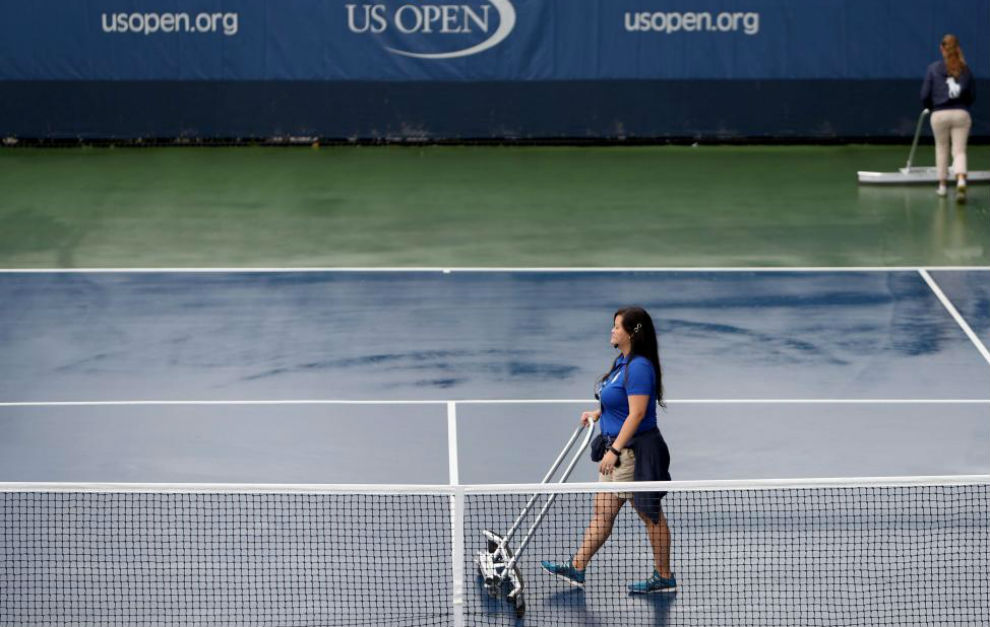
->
left=101, top=12, right=239, bottom=36
left=625, top=11, right=759, bottom=35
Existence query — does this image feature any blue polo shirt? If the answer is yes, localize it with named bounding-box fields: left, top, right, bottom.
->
left=598, top=354, right=658, bottom=438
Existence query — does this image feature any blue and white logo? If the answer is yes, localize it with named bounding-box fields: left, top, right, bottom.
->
left=345, top=1, right=515, bottom=59
left=946, top=76, right=961, bottom=99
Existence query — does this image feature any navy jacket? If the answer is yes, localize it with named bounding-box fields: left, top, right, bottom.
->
left=921, top=60, right=975, bottom=111
left=629, top=428, right=672, bottom=523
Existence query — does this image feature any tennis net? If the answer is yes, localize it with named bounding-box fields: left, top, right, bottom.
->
left=2, top=477, right=988, bottom=627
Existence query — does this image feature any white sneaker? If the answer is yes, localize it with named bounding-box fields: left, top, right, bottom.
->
left=936, top=184, right=947, bottom=197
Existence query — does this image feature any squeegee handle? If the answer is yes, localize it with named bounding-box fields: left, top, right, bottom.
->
left=906, top=109, right=930, bottom=170
left=555, top=422, right=595, bottom=485
left=506, top=492, right=560, bottom=571
left=540, top=424, right=587, bottom=485
left=503, top=425, right=596, bottom=571
left=498, top=423, right=590, bottom=547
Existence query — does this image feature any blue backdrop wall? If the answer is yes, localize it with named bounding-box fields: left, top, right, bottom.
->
left=1, top=0, right=987, bottom=139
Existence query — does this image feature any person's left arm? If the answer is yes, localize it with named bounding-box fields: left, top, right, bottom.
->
left=599, top=359, right=654, bottom=475
left=598, top=395, right=648, bottom=474
left=610, top=395, right=649, bottom=451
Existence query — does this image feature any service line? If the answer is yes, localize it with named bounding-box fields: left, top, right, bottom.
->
left=1, top=266, right=989, bottom=274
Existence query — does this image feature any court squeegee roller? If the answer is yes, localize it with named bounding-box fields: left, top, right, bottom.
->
left=857, top=109, right=990, bottom=185
left=475, top=421, right=595, bottom=618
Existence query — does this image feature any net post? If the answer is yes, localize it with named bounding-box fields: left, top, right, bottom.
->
left=450, top=485, right=466, bottom=627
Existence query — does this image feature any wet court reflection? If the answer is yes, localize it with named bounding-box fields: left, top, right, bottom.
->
left=857, top=184, right=989, bottom=265
left=1, top=271, right=987, bottom=402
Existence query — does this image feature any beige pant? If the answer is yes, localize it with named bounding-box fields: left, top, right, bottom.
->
left=598, top=446, right=635, bottom=499
left=930, top=109, right=971, bottom=182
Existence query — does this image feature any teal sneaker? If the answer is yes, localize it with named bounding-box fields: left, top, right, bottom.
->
left=540, top=560, right=585, bottom=587
left=628, top=570, right=677, bottom=594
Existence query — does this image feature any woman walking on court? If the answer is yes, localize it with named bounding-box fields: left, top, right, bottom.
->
left=921, top=34, right=976, bottom=203
left=541, top=306, right=675, bottom=594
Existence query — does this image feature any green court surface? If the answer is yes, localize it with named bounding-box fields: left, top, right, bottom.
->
left=1, top=144, right=987, bottom=268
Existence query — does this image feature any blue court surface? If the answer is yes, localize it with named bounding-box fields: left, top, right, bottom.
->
left=0, top=269, right=987, bottom=483
left=0, top=269, right=988, bottom=627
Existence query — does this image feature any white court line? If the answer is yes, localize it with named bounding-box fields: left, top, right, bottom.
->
left=446, top=401, right=466, bottom=627
left=1, top=399, right=988, bottom=408
left=919, top=269, right=990, bottom=367
left=446, top=402, right=459, bottom=485
left=1, top=266, right=988, bottom=274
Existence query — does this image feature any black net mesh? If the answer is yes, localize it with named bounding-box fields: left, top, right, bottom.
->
left=463, top=484, right=990, bottom=627
left=1, top=491, right=452, bottom=627
left=2, top=483, right=988, bottom=627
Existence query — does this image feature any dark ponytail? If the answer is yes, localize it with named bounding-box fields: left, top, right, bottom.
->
left=941, top=34, right=967, bottom=79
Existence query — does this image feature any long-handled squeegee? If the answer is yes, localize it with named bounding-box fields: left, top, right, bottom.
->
left=475, top=422, right=595, bottom=617
left=858, top=109, right=990, bottom=184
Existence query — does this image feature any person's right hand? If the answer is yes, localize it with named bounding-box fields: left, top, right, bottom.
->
left=580, top=410, right=601, bottom=427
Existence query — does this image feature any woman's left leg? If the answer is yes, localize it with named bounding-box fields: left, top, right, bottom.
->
left=541, top=492, right=624, bottom=586
left=931, top=110, right=952, bottom=195
left=573, top=492, right=626, bottom=570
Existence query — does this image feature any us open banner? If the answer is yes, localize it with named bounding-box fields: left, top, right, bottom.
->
left=1, top=0, right=986, bottom=81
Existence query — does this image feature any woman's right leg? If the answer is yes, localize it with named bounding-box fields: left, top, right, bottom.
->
left=572, top=492, right=625, bottom=570
left=931, top=110, right=952, bottom=193
left=949, top=110, right=971, bottom=202
left=635, top=506, right=673, bottom=579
